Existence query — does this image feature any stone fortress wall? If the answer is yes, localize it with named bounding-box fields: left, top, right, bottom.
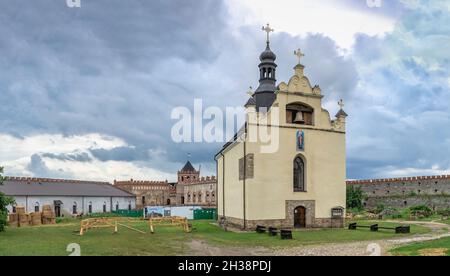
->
left=347, top=175, right=450, bottom=210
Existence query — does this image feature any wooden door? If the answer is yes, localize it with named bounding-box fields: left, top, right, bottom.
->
left=294, top=206, right=306, bottom=228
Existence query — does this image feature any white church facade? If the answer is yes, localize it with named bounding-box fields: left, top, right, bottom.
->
left=215, top=25, right=348, bottom=230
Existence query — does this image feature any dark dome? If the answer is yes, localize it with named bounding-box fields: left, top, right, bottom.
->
left=259, top=46, right=277, bottom=61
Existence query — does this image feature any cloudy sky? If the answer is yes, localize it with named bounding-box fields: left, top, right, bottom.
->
left=0, top=0, right=449, bottom=182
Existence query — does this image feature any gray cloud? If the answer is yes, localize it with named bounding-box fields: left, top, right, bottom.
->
left=27, top=154, right=71, bottom=178
left=42, top=152, right=93, bottom=162
left=2, top=0, right=448, bottom=180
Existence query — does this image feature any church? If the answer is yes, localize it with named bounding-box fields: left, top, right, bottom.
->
left=215, top=25, right=348, bottom=230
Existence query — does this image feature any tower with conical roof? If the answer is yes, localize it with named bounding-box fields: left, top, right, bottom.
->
left=178, top=161, right=200, bottom=184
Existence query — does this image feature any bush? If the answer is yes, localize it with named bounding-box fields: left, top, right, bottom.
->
left=437, top=209, right=450, bottom=217
left=0, top=167, right=15, bottom=232
left=375, top=203, right=386, bottom=214
left=346, top=186, right=367, bottom=211
left=410, top=205, right=433, bottom=217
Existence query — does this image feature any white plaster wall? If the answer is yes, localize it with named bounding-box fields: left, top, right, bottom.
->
left=6, top=196, right=136, bottom=216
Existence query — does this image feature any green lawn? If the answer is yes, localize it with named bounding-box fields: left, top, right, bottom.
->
left=391, top=237, right=450, bottom=256
left=0, top=220, right=430, bottom=256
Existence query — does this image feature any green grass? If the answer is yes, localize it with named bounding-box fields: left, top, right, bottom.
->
left=191, top=221, right=429, bottom=248
left=0, top=220, right=430, bottom=256
left=391, top=237, right=450, bottom=256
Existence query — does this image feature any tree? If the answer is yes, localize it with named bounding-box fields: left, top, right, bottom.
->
left=0, top=167, right=15, bottom=232
left=346, top=185, right=367, bottom=211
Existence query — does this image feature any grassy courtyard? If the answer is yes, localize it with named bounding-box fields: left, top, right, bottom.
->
left=0, top=220, right=430, bottom=256
left=391, top=237, right=450, bottom=256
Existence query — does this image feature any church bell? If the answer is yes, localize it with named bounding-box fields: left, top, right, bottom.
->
left=293, top=112, right=305, bottom=123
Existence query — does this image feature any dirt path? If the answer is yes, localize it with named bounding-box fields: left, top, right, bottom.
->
left=188, top=221, right=450, bottom=256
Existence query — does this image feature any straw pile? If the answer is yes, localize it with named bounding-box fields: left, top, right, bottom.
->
left=16, top=206, right=26, bottom=215
left=42, top=204, right=56, bottom=225
left=19, top=213, right=31, bottom=227
left=31, top=212, right=42, bottom=226
left=8, top=214, right=19, bottom=228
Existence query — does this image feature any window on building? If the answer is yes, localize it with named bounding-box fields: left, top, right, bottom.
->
left=142, top=196, right=146, bottom=205
left=73, top=203, right=77, bottom=215
left=116, top=202, right=119, bottom=211
left=12, top=205, right=16, bottom=213
left=34, top=202, right=40, bottom=212
left=88, top=202, right=93, bottom=214
left=293, top=156, right=306, bottom=192
left=103, top=203, right=107, bottom=213
left=286, top=103, right=314, bottom=125
left=128, top=202, right=132, bottom=211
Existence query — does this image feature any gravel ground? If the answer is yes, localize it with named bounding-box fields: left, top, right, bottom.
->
left=189, top=221, right=450, bottom=256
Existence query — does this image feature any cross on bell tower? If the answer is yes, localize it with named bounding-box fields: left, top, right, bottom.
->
left=262, top=23, right=274, bottom=45
left=294, top=48, right=305, bottom=65
left=338, top=99, right=345, bottom=109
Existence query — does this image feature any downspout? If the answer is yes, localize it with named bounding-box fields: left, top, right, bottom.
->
left=243, top=122, right=248, bottom=230
left=219, top=152, right=225, bottom=219
left=243, top=138, right=247, bottom=230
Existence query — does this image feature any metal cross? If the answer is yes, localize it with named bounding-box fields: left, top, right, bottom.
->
left=338, top=99, right=345, bottom=109
left=262, top=23, right=274, bottom=44
left=247, top=86, right=254, bottom=96
left=294, top=48, right=305, bottom=64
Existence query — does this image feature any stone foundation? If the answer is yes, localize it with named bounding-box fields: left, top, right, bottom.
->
left=218, top=200, right=344, bottom=230
left=219, top=216, right=343, bottom=230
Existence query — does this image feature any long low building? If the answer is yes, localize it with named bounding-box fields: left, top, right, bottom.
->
left=0, top=177, right=136, bottom=217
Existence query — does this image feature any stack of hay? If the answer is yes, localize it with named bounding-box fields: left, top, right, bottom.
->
left=8, top=213, right=19, bottom=228
left=42, top=205, right=56, bottom=225
left=31, top=212, right=42, bottom=226
left=15, top=206, right=31, bottom=227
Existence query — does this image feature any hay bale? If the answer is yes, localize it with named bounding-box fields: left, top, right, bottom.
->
left=19, top=213, right=31, bottom=227
left=8, top=214, right=19, bottom=228
left=42, top=218, right=56, bottom=225
left=16, top=206, right=26, bottom=215
left=42, top=205, right=52, bottom=212
left=31, top=212, right=42, bottom=226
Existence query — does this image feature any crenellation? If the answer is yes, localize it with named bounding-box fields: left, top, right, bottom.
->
left=347, top=175, right=450, bottom=210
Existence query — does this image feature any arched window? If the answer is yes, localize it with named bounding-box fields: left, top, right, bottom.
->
left=286, top=103, right=314, bottom=125
left=294, top=156, right=306, bottom=192
left=88, top=202, right=93, bottom=214
left=34, top=202, right=40, bottom=212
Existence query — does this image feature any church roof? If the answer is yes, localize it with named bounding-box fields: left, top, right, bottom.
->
left=335, top=109, right=348, bottom=118
left=244, top=97, right=256, bottom=107
left=181, top=161, right=196, bottom=172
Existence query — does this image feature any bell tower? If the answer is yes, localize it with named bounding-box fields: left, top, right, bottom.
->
left=254, top=23, right=278, bottom=111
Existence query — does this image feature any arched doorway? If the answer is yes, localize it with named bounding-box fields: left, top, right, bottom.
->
left=294, top=206, right=306, bottom=228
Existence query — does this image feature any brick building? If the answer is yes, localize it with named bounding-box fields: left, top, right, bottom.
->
left=114, top=161, right=217, bottom=208
left=347, top=175, right=450, bottom=210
